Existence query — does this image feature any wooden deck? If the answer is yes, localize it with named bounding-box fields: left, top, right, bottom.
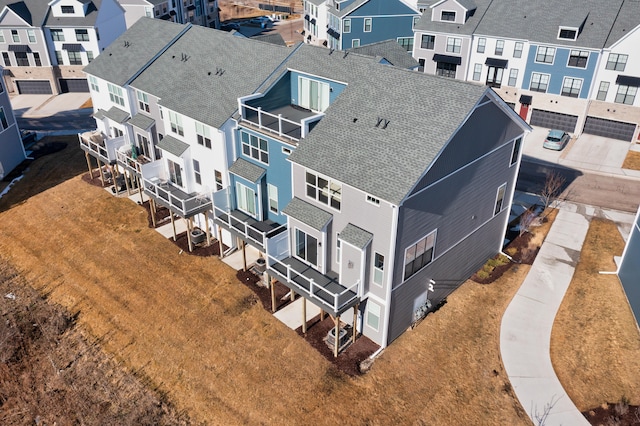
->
left=214, top=209, right=286, bottom=252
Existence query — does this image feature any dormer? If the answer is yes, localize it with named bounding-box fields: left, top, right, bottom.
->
left=430, top=0, right=476, bottom=25
left=557, top=12, right=588, bottom=42
left=48, top=0, right=91, bottom=18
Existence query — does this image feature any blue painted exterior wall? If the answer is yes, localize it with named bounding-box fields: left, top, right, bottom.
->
left=522, top=45, right=599, bottom=99
left=289, top=71, right=347, bottom=107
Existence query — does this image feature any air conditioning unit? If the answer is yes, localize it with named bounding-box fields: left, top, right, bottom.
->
left=326, top=324, right=351, bottom=352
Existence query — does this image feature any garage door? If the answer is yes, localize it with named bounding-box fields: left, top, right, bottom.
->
left=530, top=109, right=578, bottom=133
left=59, top=78, right=89, bottom=93
left=16, top=80, right=52, bottom=95
left=583, top=116, right=636, bottom=141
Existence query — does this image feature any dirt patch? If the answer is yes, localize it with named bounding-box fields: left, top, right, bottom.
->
left=622, top=149, right=640, bottom=171
left=236, top=269, right=292, bottom=311
left=584, top=402, right=640, bottom=426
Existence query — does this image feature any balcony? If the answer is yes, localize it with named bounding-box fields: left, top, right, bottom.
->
left=78, top=130, right=126, bottom=165
left=114, top=145, right=152, bottom=176
left=265, top=231, right=359, bottom=316
left=212, top=187, right=286, bottom=252
left=141, top=161, right=212, bottom=217
left=239, top=94, right=324, bottom=142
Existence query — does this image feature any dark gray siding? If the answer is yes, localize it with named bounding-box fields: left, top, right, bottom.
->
left=247, top=72, right=291, bottom=111
left=618, top=211, right=640, bottom=326
left=412, top=101, right=524, bottom=192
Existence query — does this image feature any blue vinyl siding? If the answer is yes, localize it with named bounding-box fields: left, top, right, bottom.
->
left=289, top=71, right=346, bottom=107
left=522, top=45, right=598, bottom=98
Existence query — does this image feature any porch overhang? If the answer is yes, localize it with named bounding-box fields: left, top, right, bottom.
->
left=229, top=158, right=266, bottom=184
left=157, top=135, right=189, bottom=157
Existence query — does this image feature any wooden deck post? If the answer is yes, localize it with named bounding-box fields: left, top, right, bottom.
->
left=150, top=198, right=157, bottom=228
left=205, top=213, right=211, bottom=246
left=320, top=309, right=325, bottom=321
left=170, top=212, right=177, bottom=241
left=113, top=166, right=120, bottom=195
left=302, top=297, right=307, bottom=334
left=98, top=160, right=105, bottom=186
left=241, top=240, right=247, bottom=271
left=187, top=217, right=194, bottom=252
left=334, top=315, right=340, bottom=358
left=124, top=171, right=131, bottom=195
left=138, top=176, right=144, bottom=205
left=290, top=289, right=295, bottom=302
left=85, top=152, right=92, bottom=179
left=270, top=277, right=276, bottom=313
left=218, top=227, right=224, bottom=259
left=352, top=303, right=359, bottom=344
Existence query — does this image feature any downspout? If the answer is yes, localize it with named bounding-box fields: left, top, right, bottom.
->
left=381, top=202, right=399, bottom=349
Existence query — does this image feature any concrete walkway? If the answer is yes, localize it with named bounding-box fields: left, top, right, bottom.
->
left=500, top=202, right=635, bottom=425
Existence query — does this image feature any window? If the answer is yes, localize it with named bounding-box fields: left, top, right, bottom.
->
left=606, top=53, right=627, bottom=71
left=11, top=30, right=19, bottom=43
left=421, top=34, right=435, bottom=50
left=413, top=16, right=419, bottom=28
left=89, top=75, right=99, bottom=92
left=352, top=39, right=360, bottom=48
left=511, top=137, right=522, bottom=166
left=615, top=85, right=637, bottom=105
left=267, top=183, right=278, bottom=213
left=282, top=146, right=292, bottom=155
left=145, top=7, right=153, bottom=17
left=236, top=183, right=256, bottom=216
left=494, top=183, right=506, bottom=215
left=295, top=228, right=317, bottom=266
left=403, top=231, right=436, bottom=280
left=86, top=51, right=93, bottom=62
left=136, top=91, right=149, bottom=112
left=418, top=58, right=425, bottom=71
left=535, top=46, right=555, bottom=64
left=513, top=42, right=523, bottom=58
left=366, top=301, right=380, bottom=331
left=363, top=18, right=372, bottom=32
left=0, top=107, right=8, bottom=130
left=27, top=29, right=36, bottom=43
left=55, top=50, right=63, bottom=65
left=112, top=127, right=123, bottom=138
left=75, top=29, right=89, bottom=42
left=472, top=63, right=482, bottom=81
left=486, top=66, right=503, bottom=88
left=137, top=134, right=150, bottom=157
left=107, top=83, right=124, bottom=106
left=596, top=81, right=609, bottom=101
left=168, top=110, right=184, bottom=136
left=194, top=122, right=211, bottom=149
left=366, top=195, right=380, bottom=206
left=68, top=51, right=82, bottom=65
left=446, top=37, right=461, bottom=53
left=397, top=37, right=413, bottom=52
left=168, top=160, right=183, bottom=187
left=193, top=159, right=201, bottom=184
left=441, top=11, right=455, bottom=21
left=436, top=62, right=457, bottom=78
left=343, top=18, right=350, bottom=33
left=477, top=38, right=485, bottom=53
left=306, top=171, right=341, bottom=210
left=15, top=52, right=29, bottom=66
left=558, top=28, right=577, bottom=40
left=495, top=40, right=504, bottom=56
left=240, top=131, right=268, bottom=163
left=530, top=73, right=549, bottom=92
left=508, top=68, right=518, bottom=87
left=373, top=253, right=384, bottom=286
left=568, top=50, right=588, bottom=68
left=299, top=77, right=329, bottom=112
left=61, top=5, right=74, bottom=13
left=33, top=52, right=41, bottom=66
left=51, top=29, right=64, bottom=42
left=336, top=239, right=341, bottom=264
left=561, top=77, right=582, bottom=98
left=1, top=52, right=9, bottom=67
left=214, top=170, right=223, bottom=191
left=0, top=31, right=4, bottom=43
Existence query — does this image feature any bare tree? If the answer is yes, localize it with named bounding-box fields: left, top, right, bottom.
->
left=539, top=170, right=566, bottom=215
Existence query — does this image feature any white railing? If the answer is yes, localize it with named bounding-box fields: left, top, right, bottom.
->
left=141, top=176, right=211, bottom=216
left=78, top=131, right=127, bottom=163
left=241, top=104, right=303, bottom=142
left=115, top=146, right=151, bottom=174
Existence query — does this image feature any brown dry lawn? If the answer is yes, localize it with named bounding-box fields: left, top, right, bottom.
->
left=622, top=150, right=640, bottom=171
left=551, top=218, right=640, bottom=410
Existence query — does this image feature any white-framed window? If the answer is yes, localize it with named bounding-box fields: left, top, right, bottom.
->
left=421, top=34, right=435, bottom=50
left=403, top=231, right=436, bottom=281
left=50, top=29, right=64, bottom=41
left=27, top=29, right=36, bottom=43
left=2, top=52, right=10, bottom=67
left=558, top=27, right=577, bottom=40
left=567, top=50, right=589, bottom=68
left=373, top=253, right=384, bottom=286
left=596, top=81, right=609, bottom=101
left=86, top=51, right=94, bottom=62
left=495, top=39, right=504, bottom=56
left=168, top=159, right=183, bottom=186
left=299, top=76, right=330, bottom=112
left=352, top=39, right=360, bottom=48
left=305, top=170, right=341, bottom=210
left=477, top=38, right=485, bottom=53
left=615, top=85, right=637, bottom=105
left=11, top=30, right=19, bottom=43
left=196, top=122, right=212, bottom=149
left=472, top=63, right=482, bottom=81
left=240, top=131, right=268, bottom=164
left=494, top=183, right=507, bottom=216
left=363, top=18, right=372, bottom=32
left=366, top=301, right=381, bottom=331
left=561, top=77, right=582, bottom=98
left=55, top=50, right=63, bottom=65
left=107, top=83, right=124, bottom=107
left=236, top=182, right=256, bottom=216
left=68, top=51, right=82, bottom=65
left=267, top=183, right=278, bottom=213
left=61, top=5, right=74, bottom=13
left=513, top=42, right=523, bottom=58
left=295, top=228, right=318, bottom=266
left=606, top=53, right=627, bottom=71
left=343, top=18, right=351, bottom=33
left=530, top=72, right=549, bottom=93
left=397, top=37, right=413, bottom=52
left=441, top=11, right=455, bottom=21
left=168, top=110, right=184, bottom=136
left=366, top=194, right=380, bottom=206
left=145, top=6, right=153, bottom=17
left=214, top=170, right=223, bottom=191
left=412, top=16, right=420, bottom=28
left=508, top=68, right=518, bottom=87
left=75, top=29, right=89, bottom=42
left=0, top=107, right=8, bottom=130
left=336, top=238, right=341, bottom=264
left=137, top=90, right=149, bottom=112
left=535, top=46, right=555, bottom=64
left=33, top=52, right=41, bottom=66
left=446, top=37, right=461, bottom=53
left=193, top=159, right=201, bottom=184
left=510, top=137, right=522, bottom=166
left=88, top=75, right=99, bottom=92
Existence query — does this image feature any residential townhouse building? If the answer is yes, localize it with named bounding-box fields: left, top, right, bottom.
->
left=118, top=0, right=219, bottom=29
left=413, top=0, right=640, bottom=142
left=0, top=72, right=25, bottom=179
left=80, top=18, right=531, bottom=354
left=303, top=0, right=420, bottom=51
left=0, top=0, right=126, bottom=95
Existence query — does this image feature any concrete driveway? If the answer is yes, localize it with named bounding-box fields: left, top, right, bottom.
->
left=10, top=92, right=90, bottom=118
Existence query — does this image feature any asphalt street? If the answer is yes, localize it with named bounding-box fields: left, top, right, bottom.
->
left=15, top=108, right=94, bottom=132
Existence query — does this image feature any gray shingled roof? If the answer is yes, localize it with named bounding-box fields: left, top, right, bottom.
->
left=83, top=17, right=187, bottom=86
left=0, top=0, right=50, bottom=26
left=130, top=25, right=292, bottom=129
left=128, top=113, right=155, bottom=130
left=282, top=197, right=333, bottom=231
left=157, top=135, right=189, bottom=157
left=414, top=0, right=492, bottom=36
left=104, top=106, right=129, bottom=123
left=452, top=0, right=477, bottom=11
left=605, top=0, right=640, bottom=48
left=333, top=0, right=368, bottom=18
left=339, top=223, right=373, bottom=250
left=252, top=33, right=287, bottom=46
left=286, top=44, right=487, bottom=205
left=92, top=109, right=106, bottom=120
left=348, top=39, right=419, bottom=69
left=228, top=158, right=266, bottom=184
left=43, top=0, right=100, bottom=27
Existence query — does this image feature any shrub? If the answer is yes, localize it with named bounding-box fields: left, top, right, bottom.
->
left=476, top=270, right=490, bottom=280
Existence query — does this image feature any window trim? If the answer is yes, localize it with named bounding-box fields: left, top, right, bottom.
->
left=196, top=122, right=212, bottom=149
left=214, top=170, right=223, bottom=191
left=596, top=81, right=609, bottom=101
left=567, top=49, right=589, bottom=69
left=508, top=68, right=518, bottom=87
left=510, top=137, right=522, bottom=166
left=476, top=37, right=486, bottom=54
left=11, top=29, right=19, bottom=43
left=606, top=53, right=628, bottom=72
left=27, top=29, right=36, bottom=44
left=305, top=170, right=341, bottom=211
left=494, top=183, right=507, bottom=216
left=168, top=110, right=184, bottom=136
left=372, top=252, right=384, bottom=287
left=529, top=72, right=550, bottom=93
left=403, top=230, right=436, bottom=282
left=440, top=10, right=456, bottom=22
left=240, top=130, right=269, bottom=164
left=107, top=83, right=125, bottom=107
left=472, top=63, right=482, bottom=81
left=137, top=90, right=150, bottom=113
left=267, top=183, right=278, bottom=214
left=495, top=39, right=504, bottom=56
left=558, top=27, right=578, bottom=41
left=615, top=85, right=637, bottom=105
left=513, top=42, right=523, bottom=58
left=561, top=77, right=583, bottom=98
left=363, top=17, right=372, bottom=32
left=366, top=301, right=381, bottom=331
left=535, top=46, right=555, bottom=64
left=343, top=18, right=351, bottom=33
left=193, top=159, right=201, bottom=185
left=420, top=34, right=435, bottom=50
left=446, top=37, right=461, bottom=54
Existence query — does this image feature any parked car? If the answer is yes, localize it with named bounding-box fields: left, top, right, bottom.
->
left=543, top=129, right=571, bottom=151
left=220, top=22, right=240, bottom=31
left=247, top=17, right=270, bottom=28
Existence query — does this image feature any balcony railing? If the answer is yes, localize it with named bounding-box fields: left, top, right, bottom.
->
left=115, top=145, right=152, bottom=176
left=78, top=131, right=126, bottom=164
